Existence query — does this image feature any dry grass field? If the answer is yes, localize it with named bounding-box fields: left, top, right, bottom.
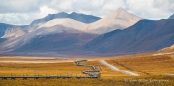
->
left=105, top=54, right=174, bottom=76
left=0, top=53, right=174, bottom=86
left=0, top=56, right=90, bottom=76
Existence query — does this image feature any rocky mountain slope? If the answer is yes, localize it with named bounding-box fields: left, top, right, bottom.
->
left=0, top=23, right=27, bottom=37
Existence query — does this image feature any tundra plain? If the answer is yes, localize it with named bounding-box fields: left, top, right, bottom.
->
left=0, top=52, right=174, bottom=86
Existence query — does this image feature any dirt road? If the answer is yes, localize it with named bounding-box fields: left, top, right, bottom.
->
left=99, top=60, right=139, bottom=76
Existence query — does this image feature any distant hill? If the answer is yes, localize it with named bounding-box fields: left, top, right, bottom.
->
left=81, top=19, right=174, bottom=55
left=158, top=44, right=174, bottom=53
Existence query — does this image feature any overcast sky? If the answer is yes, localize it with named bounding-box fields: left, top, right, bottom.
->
left=0, top=0, right=174, bottom=25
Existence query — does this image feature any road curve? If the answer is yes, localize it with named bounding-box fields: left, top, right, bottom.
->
left=99, top=60, right=139, bottom=76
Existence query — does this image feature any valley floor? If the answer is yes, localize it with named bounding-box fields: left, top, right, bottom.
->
left=0, top=53, right=174, bottom=86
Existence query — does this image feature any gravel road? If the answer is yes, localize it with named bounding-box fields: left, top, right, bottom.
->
left=99, top=60, right=139, bottom=76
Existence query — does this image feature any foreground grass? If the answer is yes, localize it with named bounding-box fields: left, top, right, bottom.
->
left=0, top=62, right=91, bottom=76
left=106, top=54, right=174, bottom=75
left=0, top=76, right=173, bottom=86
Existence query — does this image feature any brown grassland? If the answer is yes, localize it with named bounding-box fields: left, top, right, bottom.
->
left=0, top=53, right=174, bottom=86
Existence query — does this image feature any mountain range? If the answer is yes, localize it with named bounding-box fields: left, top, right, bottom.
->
left=0, top=8, right=173, bottom=56
left=82, top=19, right=174, bottom=55
left=29, top=12, right=101, bottom=31
left=31, top=12, right=101, bottom=25
left=0, top=12, right=101, bottom=55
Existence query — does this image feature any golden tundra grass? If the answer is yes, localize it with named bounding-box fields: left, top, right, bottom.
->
left=106, top=54, right=174, bottom=75
left=0, top=54, right=174, bottom=86
left=0, top=62, right=91, bottom=76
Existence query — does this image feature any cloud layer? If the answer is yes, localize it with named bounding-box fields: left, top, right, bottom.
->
left=0, top=0, right=174, bottom=25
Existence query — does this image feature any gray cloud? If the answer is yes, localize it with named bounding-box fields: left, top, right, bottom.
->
left=153, top=0, right=174, bottom=12
left=0, top=0, right=173, bottom=25
left=124, top=0, right=174, bottom=19
left=0, top=0, right=41, bottom=13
